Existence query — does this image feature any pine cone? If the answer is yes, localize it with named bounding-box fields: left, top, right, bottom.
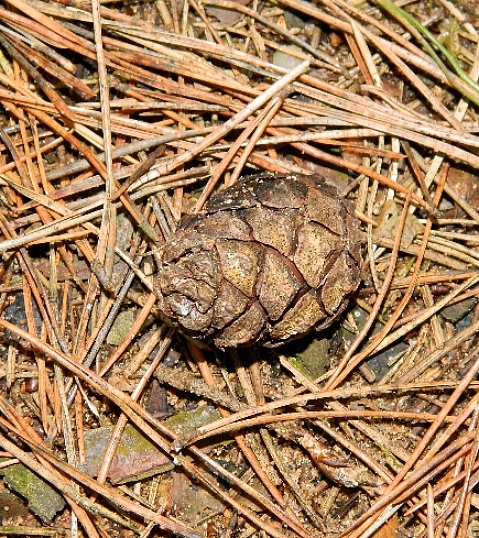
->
left=155, top=173, right=362, bottom=348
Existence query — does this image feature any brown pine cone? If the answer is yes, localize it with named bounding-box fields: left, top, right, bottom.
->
left=155, top=173, right=362, bottom=349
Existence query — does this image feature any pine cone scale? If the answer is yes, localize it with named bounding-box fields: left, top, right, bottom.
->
left=270, top=290, right=326, bottom=342
left=213, top=301, right=267, bottom=349
left=245, top=207, right=297, bottom=257
left=211, top=281, right=249, bottom=331
left=258, top=248, right=302, bottom=321
left=216, top=240, right=261, bottom=298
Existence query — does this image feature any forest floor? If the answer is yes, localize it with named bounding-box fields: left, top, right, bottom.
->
left=1, top=0, right=479, bottom=536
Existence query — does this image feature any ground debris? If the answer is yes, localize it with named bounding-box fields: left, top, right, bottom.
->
left=0, top=0, right=479, bottom=535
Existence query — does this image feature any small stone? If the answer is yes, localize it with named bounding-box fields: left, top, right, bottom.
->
left=107, top=310, right=137, bottom=345
left=0, top=460, right=65, bottom=523
left=272, top=46, right=304, bottom=70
